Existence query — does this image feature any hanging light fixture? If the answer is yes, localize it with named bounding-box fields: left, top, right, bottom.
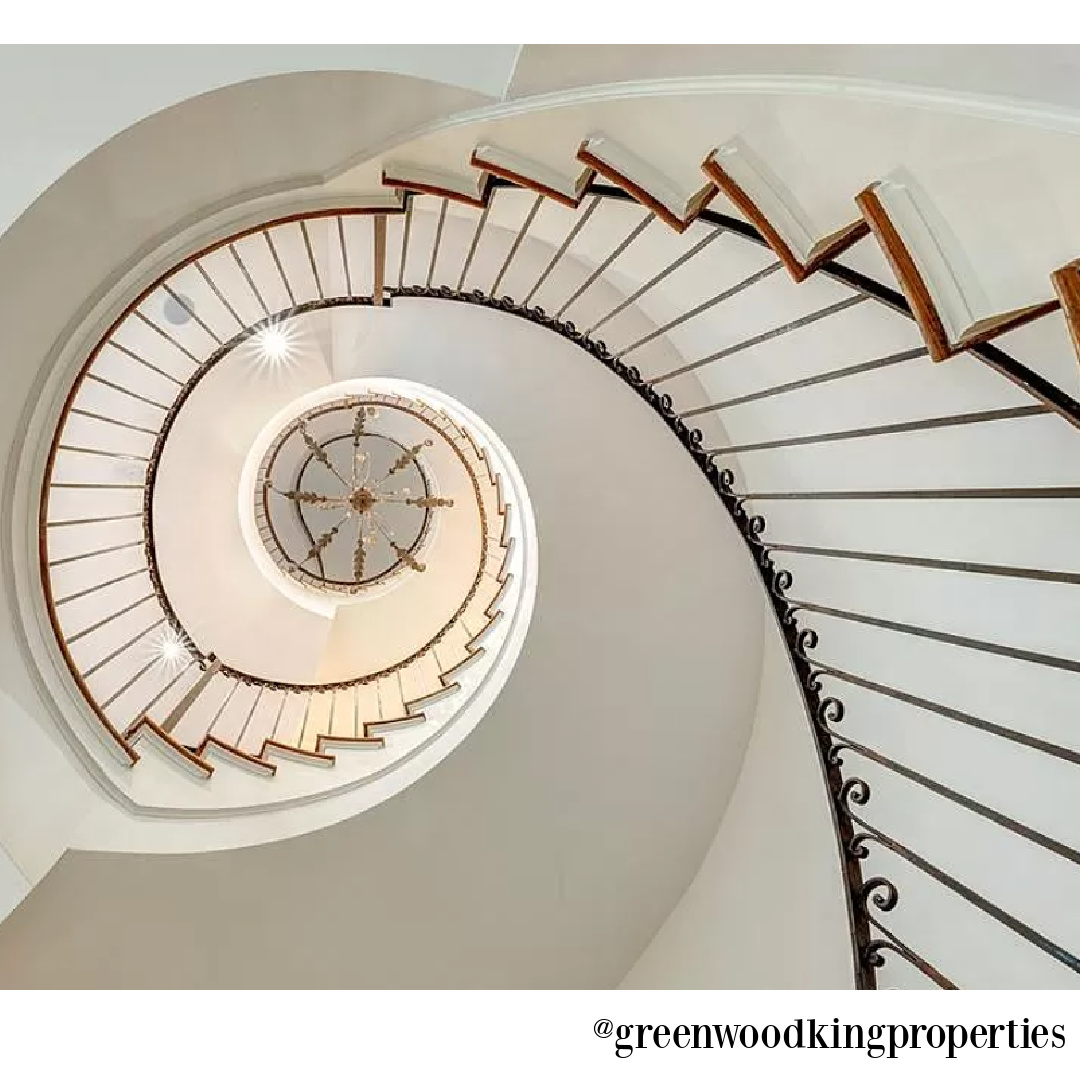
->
left=263, top=399, right=454, bottom=590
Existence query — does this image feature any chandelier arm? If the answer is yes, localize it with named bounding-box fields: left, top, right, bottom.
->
left=371, top=508, right=425, bottom=573
left=387, top=440, right=433, bottom=477
left=351, top=407, right=365, bottom=487
left=299, top=422, right=350, bottom=488
left=352, top=523, right=366, bottom=580
left=274, top=487, right=351, bottom=509
left=302, top=512, right=350, bottom=566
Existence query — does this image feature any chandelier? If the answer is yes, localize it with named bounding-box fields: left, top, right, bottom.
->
left=259, top=397, right=454, bottom=593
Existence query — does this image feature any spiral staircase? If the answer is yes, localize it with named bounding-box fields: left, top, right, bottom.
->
left=0, top=50, right=1079, bottom=989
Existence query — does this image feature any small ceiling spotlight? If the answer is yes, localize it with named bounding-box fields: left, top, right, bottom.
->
left=163, top=291, right=195, bottom=326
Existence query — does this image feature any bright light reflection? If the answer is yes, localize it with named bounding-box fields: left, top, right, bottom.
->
left=150, top=627, right=189, bottom=673
left=255, top=323, right=296, bottom=365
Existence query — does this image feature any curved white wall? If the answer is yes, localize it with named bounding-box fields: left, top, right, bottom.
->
left=621, top=622, right=854, bottom=989
left=0, top=46, right=520, bottom=236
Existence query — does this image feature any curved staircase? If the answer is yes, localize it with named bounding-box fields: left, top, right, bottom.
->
left=6, top=85, right=1080, bottom=990
left=38, top=217, right=522, bottom=795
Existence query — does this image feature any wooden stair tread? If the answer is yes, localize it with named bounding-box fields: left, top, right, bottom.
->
left=470, top=145, right=594, bottom=209
left=1051, top=262, right=1080, bottom=361
left=364, top=711, right=427, bottom=738
left=579, top=137, right=716, bottom=233
left=956, top=301, right=1062, bottom=348
left=704, top=148, right=868, bottom=282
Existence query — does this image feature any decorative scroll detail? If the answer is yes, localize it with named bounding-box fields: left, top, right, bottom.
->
left=860, top=876, right=899, bottom=913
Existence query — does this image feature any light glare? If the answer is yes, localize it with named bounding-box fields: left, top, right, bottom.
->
left=258, top=327, right=291, bottom=362
left=150, top=627, right=190, bottom=673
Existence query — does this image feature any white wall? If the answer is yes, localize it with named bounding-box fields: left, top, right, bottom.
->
left=0, top=45, right=520, bottom=237
left=0, top=842, right=29, bottom=924
left=621, top=621, right=854, bottom=990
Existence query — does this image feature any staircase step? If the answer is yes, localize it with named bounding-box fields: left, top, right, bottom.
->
left=382, top=162, right=491, bottom=209
left=405, top=681, right=460, bottom=715
left=471, top=144, right=594, bottom=209
left=439, top=645, right=485, bottom=684
left=196, top=735, right=276, bottom=777
left=316, top=733, right=385, bottom=755
left=260, top=739, right=335, bottom=768
left=364, top=711, right=427, bottom=739
left=126, top=716, right=212, bottom=779
left=577, top=135, right=716, bottom=233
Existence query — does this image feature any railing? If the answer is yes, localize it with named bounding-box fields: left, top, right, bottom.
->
left=376, top=177, right=1080, bottom=990
left=39, top=212, right=513, bottom=779
left=37, top=165, right=1080, bottom=987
